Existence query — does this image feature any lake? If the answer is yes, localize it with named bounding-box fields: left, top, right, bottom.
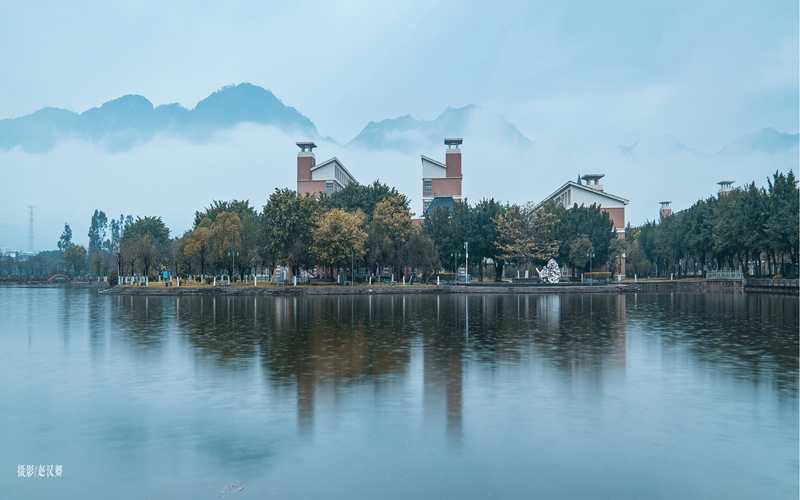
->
left=1, top=288, right=797, bottom=499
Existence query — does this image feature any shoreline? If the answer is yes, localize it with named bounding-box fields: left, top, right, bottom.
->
left=98, top=279, right=798, bottom=296
left=101, top=283, right=638, bottom=296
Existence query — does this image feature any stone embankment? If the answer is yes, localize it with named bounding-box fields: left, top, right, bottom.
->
left=101, top=279, right=799, bottom=296
left=102, top=283, right=637, bottom=296
left=634, top=280, right=743, bottom=293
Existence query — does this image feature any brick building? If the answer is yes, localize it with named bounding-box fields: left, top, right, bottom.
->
left=535, top=174, right=629, bottom=277
left=420, top=138, right=463, bottom=215
left=296, top=142, right=357, bottom=198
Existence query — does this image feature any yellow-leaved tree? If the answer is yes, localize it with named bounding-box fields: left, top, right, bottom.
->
left=312, top=208, right=368, bottom=278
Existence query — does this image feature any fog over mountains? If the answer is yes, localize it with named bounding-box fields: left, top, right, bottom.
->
left=0, top=83, right=797, bottom=251
left=2, top=83, right=796, bottom=157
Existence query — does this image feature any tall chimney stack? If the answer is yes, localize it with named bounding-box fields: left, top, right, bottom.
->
left=444, top=138, right=462, bottom=179
left=296, top=142, right=316, bottom=181
left=659, top=201, right=672, bottom=219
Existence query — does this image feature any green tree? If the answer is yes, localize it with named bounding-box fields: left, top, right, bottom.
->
left=766, top=170, right=799, bottom=272
left=88, top=210, right=109, bottom=252
left=311, top=209, right=368, bottom=276
left=57, top=223, right=73, bottom=253
left=371, top=195, right=413, bottom=273
left=120, top=216, right=171, bottom=277
left=321, top=181, right=408, bottom=220
left=63, top=245, right=87, bottom=275
left=262, top=188, right=320, bottom=276
left=471, top=199, right=506, bottom=281
left=494, top=203, right=559, bottom=272
left=405, top=232, right=438, bottom=277
left=568, top=234, right=594, bottom=272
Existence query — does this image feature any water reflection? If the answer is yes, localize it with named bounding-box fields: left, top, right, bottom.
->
left=106, top=292, right=798, bottom=434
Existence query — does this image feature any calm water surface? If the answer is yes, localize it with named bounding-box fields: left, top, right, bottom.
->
left=1, top=288, right=797, bottom=499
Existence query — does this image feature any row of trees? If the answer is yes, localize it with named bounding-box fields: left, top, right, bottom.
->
left=14, top=171, right=791, bottom=282
left=4, top=179, right=637, bottom=282
left=626, top=171, right=798, bottom=277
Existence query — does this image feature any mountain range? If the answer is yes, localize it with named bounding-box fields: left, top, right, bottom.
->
left=0, top=83, right=796, bottom=157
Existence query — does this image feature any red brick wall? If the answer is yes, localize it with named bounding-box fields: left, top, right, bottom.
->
left=297, top=179, right=327, bottom=198
left=431, top=177, right=462, bottom=197
left=601, top=207, right=625, bottom=231
left=445, top=151, right=461, bottom=178
left=297, top=156, right=314, bottom=181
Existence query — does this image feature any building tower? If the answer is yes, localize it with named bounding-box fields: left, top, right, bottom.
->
left=420, top=138, right=463, bottom=215
left=717, top=181, right=734, bottom=198
left=659, top=201, right=672, bottom=219
left=296, top=142, right=357, bottom=198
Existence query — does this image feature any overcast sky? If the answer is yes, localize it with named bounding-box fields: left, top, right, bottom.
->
left=2, top=0, right=796, bottom=146
left=0, top=0, right=797, bottom=250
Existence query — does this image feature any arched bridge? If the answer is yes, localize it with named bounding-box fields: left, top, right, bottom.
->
left=0, top=273, right=98, bottom=284
left=47, top=272, right=71, bottom=283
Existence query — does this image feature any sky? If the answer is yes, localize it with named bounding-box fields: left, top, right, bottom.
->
left=0, top=0, right=797, bottom=250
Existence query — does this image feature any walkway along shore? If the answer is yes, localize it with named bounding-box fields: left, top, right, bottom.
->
left=99, top=279, right=798, bottom=296
left=102, top=283, right=637, bottom=296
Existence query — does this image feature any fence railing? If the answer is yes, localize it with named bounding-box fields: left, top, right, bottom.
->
left=745, top=278, right=799, bottom=288
left=706, top=270, right=743, bottom=280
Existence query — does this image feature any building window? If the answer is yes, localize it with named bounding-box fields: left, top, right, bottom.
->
left=326, top=181, right=333, bottom=195
left=424, top=200, right=432, bottom=213
left=423, top=179, right=432, bottom=196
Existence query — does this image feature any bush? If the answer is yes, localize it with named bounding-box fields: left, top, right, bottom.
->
left=205, top=276, right=213, bottom=284
left=773, top=275, right=783, bottom=280
left=108, top=269, right=118, bottom=286
left=585, top=272, right=612, bottom=279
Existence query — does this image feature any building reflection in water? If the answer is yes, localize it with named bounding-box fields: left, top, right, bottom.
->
left=109, top=292, right=636, bottom=440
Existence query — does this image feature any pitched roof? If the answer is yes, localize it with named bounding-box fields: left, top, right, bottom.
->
left=534, top=181, right=629, bottom=210
left=421, top=155, right=446, bottom=168
left=311, top=157, right=358, bottom=183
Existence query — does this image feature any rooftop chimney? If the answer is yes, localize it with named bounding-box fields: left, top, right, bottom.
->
left=296, top=142, right=316, bottom=181
left=659, top=201, right=673, bottom=219
left=444, top=138, right=462, bottom=179
left=581, top=174, right=605, bottom=192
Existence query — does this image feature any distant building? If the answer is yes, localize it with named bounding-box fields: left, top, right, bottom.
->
left=296, top=142, right=357, bottom=198
left=535, top=174, right=629, bottom=277
left=420, top=138, right=463, bottom=216
left=717, top=180, right=734, bottom=198
left=659, top=201, right=673, bottom=219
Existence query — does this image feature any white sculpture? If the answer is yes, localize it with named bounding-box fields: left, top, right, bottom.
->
left=537, top=259, right=562, bottom=284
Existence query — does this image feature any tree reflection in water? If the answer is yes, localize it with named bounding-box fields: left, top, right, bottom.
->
left=109, top=292, right=796, bottom=436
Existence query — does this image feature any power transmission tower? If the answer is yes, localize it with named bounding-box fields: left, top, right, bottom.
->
left=27, top=206, right=35, bottom=253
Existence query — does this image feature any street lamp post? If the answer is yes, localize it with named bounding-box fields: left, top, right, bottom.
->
left=351, top=250, right=355, bottom=287
left=587, top=252, right=595, bottom=286
left=229, top=250, right=238, bottom=287
left=464, top=241, right=469, bottom=283
left=452, top=251, right=460, bottom=282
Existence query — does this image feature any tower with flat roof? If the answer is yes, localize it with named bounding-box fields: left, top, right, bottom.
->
left=420, top=138, right=463, bottom=215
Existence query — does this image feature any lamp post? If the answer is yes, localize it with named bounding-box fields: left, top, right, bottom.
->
left=229, top=250, right=238, bottom=287
left=452, top=251, right=460, bottom=282
left=587, top=252, right=595, bottom=286
left=464, top=241, right=469, bottom=283
left=351, top=250, right=355, bottom=287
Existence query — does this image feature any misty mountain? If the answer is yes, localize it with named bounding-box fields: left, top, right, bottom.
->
left=715, top=127, right=799, bottom=156
left=618, top=135, right=703, bottom=156
left=347, top=105, right=532, bottom=152
left=0, top=83, right=318, bottom=153
left=618, top=128, right=799, bottom=158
